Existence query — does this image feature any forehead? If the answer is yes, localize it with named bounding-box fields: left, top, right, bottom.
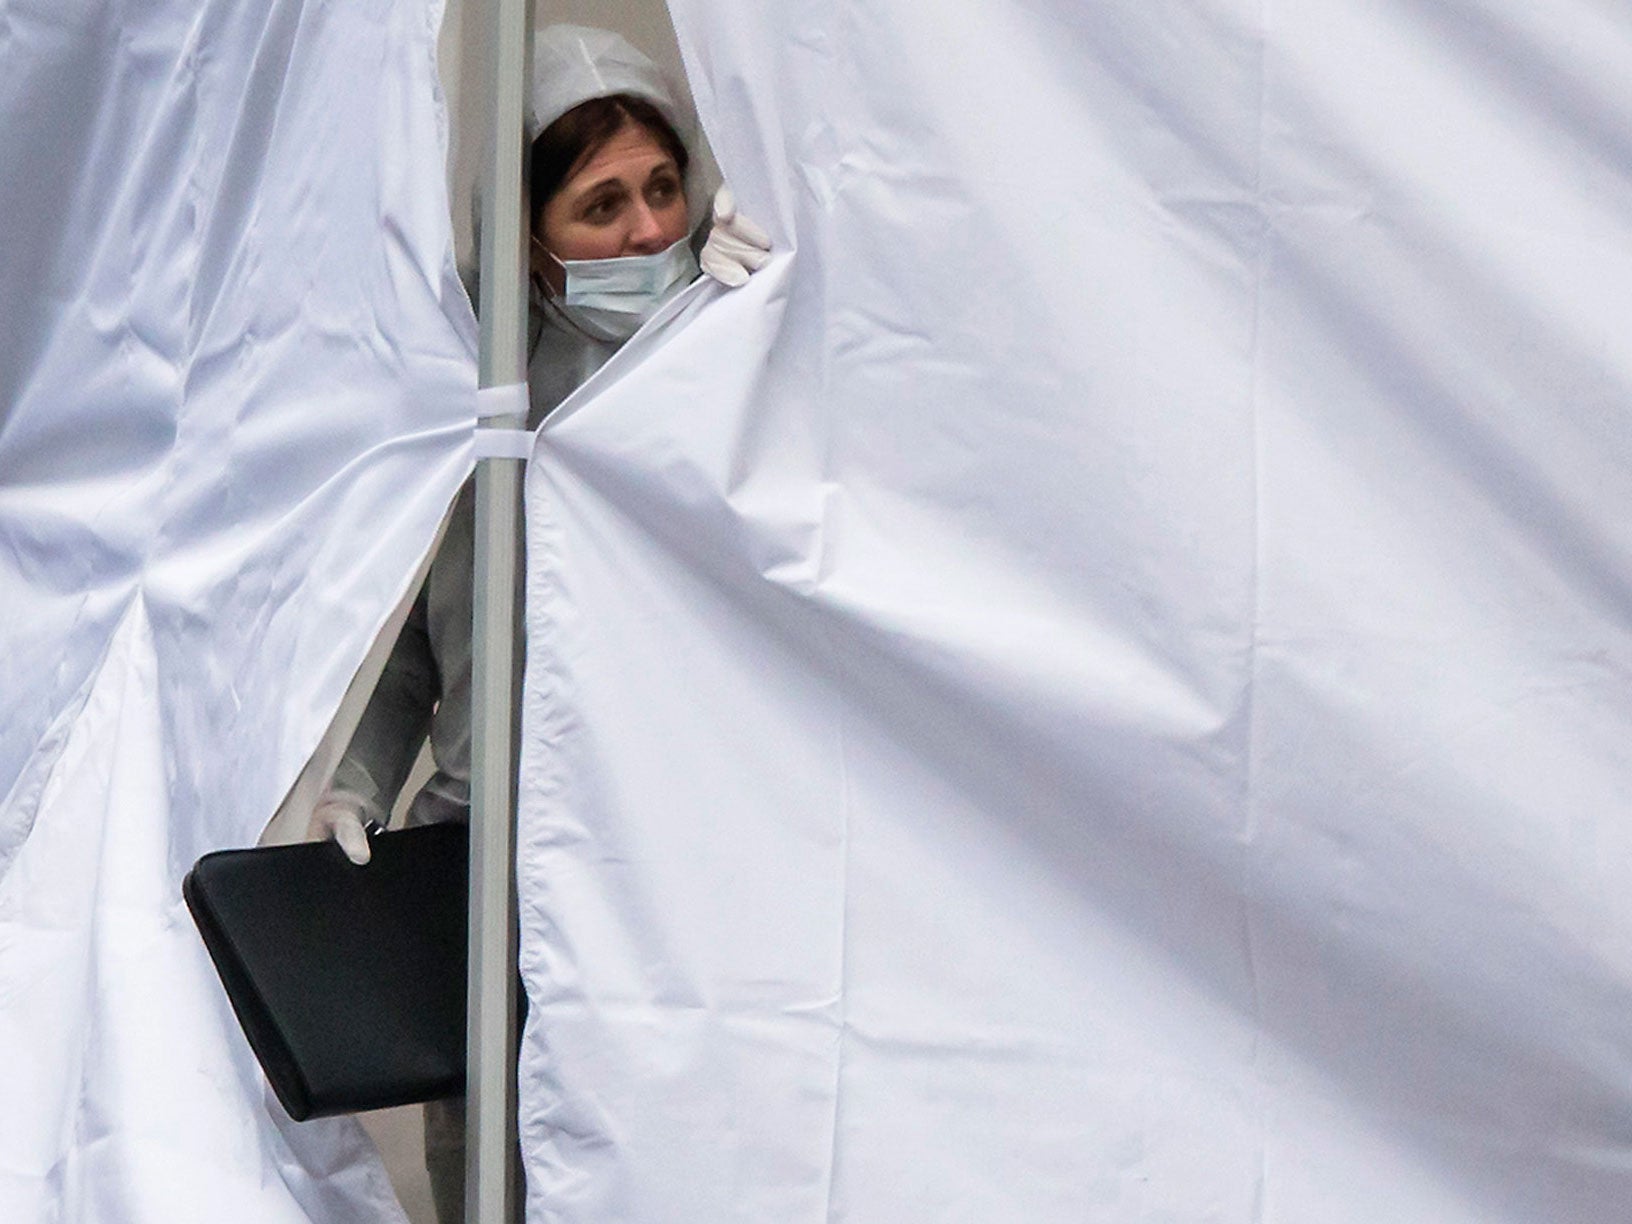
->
left=563, top=124, right=679, bottom=195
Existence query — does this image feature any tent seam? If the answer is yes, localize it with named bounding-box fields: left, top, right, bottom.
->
left=1240, top=0, right=1275, bottom=1219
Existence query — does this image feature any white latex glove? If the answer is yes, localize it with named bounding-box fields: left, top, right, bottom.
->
left=698, top=187, right=772, bottom=288
left=306, top=798, right=373, bottom=866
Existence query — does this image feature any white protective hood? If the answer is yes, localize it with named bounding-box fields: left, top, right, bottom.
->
left=527, top=23, right=691, bottom=147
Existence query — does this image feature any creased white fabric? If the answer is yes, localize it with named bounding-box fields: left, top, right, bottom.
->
left=516, top=2, right=1632, bottom=1222
left=0, top=0, right=476, bottom=1218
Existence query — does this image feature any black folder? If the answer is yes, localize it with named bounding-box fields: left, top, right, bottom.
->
left=183, top=822, right=468, bottom=1120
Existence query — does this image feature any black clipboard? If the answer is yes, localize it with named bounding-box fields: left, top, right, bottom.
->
left=183, top=822, right=468, bottom=1120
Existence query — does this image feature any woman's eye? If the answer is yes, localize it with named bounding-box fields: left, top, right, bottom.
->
left=582, top=194, right=622, bottom=223
left=647, top=178, right=679, bottom=205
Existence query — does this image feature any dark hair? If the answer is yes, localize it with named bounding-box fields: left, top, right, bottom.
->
left=529, top=94, right=689, bottom=229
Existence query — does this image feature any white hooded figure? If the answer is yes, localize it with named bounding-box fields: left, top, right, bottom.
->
left=525, top=23, right=698, bottom=411
left=522, top=24, right=770, bottom=414
left=306, top=24, right=770, bottom=1222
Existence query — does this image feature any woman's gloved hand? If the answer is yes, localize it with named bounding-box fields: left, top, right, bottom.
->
left=699, top=187, right=772, bottom=288
left=306, top=797, right=374, bottom=866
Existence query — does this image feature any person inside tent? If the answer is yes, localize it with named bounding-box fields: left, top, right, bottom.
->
left=304, top=23, right=771, bottom=1222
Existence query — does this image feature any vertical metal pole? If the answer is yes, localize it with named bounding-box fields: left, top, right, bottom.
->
left=469, top=0, right=530, bottom=1216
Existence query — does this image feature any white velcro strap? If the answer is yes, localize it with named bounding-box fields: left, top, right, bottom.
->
left=477, top=382, right=529, bottom=421
left=472, top=428, right=534, bottom=461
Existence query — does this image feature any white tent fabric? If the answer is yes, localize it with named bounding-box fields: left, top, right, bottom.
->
left=0, top=0, right=475, bottom=1218
left=516, top=2, right=1632, bottom=1222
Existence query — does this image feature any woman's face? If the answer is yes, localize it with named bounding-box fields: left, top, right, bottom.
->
left=535, top=121, right=689, bottom=274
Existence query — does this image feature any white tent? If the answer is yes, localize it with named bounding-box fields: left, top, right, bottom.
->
left=515, top=1, right=1632, bottom=1220
left=6, top=0, right=1632, bottom=1221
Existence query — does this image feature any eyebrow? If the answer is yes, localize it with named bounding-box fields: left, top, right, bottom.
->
left=584, top=161, right=678, bottom=194
left=577, top=178, right=628, bottom=201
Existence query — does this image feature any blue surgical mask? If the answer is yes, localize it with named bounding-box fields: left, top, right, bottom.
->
left=540, top=236, right=698, bottom=343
